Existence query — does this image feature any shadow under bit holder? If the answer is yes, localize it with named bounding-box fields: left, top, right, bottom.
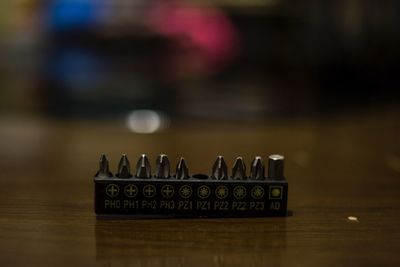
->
left=94, top=154, right=289, bottom=218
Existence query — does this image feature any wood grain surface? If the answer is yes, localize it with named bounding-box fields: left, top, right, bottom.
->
left=0, top=109, right=399, bottom=266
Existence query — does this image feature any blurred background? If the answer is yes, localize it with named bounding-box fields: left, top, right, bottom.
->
left=1, top=0, right=399, bottom=120
left=0, top=0, right=399, bottom=172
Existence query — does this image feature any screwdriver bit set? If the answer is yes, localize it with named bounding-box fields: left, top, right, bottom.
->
left=94, top=154, right=288, bottom=218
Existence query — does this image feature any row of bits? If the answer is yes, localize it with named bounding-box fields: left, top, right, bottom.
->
left=95, top=154, right=285, bottom=180
left=211, top=155, right=284, bottom=180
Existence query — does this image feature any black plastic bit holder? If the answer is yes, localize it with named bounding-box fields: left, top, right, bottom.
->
left=94, top=175, right=288, bottom=218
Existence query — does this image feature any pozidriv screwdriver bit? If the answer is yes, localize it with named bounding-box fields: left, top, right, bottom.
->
left=211, top=156, right=228, bottom=180
left=232, top=157, right=247, bottom=180
left=250, top=156, right=265, bottom=180
left=175, top=157, right=189, bottom=179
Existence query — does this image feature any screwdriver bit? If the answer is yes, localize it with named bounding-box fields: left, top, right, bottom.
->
left=135, top=154, right=151, bottom=179
left=95, top=154, right=113, bottom=178
left=268, top=154, right=284, bottom=180
left=250, top=156, right=265, bottom=180
left=94, top=153, right=289, bottom=217
left=155, top=154, right=171, bottom=179
left=116, top=154, right=132, bottom=178
left=231, top=157, right=247, bottom=180
left=211, top=156, right=228, bottom=180
left=175, top=157, right=189, bottom=179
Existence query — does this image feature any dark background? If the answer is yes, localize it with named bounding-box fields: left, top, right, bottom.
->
left=1, top=0, right=399, bottom=122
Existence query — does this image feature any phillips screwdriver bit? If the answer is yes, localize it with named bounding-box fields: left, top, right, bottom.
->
left=135, top=154, right=151, bottom=179
left=211, top=156, right=228, bottom=180
left=116, top=154, right=132, bottom=178
left=250, top=156, right=265, bottom=180
left=155, top=154, right=171, bottom=179
left=268, top=154, right=284, bottom=180
left=175, top=157, right=189, bottom=179
left=95, top=154, right=113, bottom=178
left=231, top=157, right=247, bottom=180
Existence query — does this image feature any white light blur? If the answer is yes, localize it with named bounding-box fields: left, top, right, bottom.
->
left=126, top=110, right=166, bottom=134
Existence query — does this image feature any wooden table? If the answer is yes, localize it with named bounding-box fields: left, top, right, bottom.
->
left=0, top=109, right=399, bottom=266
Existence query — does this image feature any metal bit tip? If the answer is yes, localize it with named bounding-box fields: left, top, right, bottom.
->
left=155, top=154, right=171, bottom=179
left=135, top=154, right=151, bottom=179
left=232, top=157, right=247, bottom=180
left=117, top=154, right=132, bottom=178
left=250, top=156, right=265, bottom=180
left=176, top=157, right=190, bottom=179
left=268, top=154, right=285, bottom=180
left=95, top=154, right=113, bottom=178
left=211, top=156, right=228, bottom=180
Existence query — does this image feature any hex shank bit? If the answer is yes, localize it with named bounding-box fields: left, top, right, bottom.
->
left=268, top=154, right=284, bottom=180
